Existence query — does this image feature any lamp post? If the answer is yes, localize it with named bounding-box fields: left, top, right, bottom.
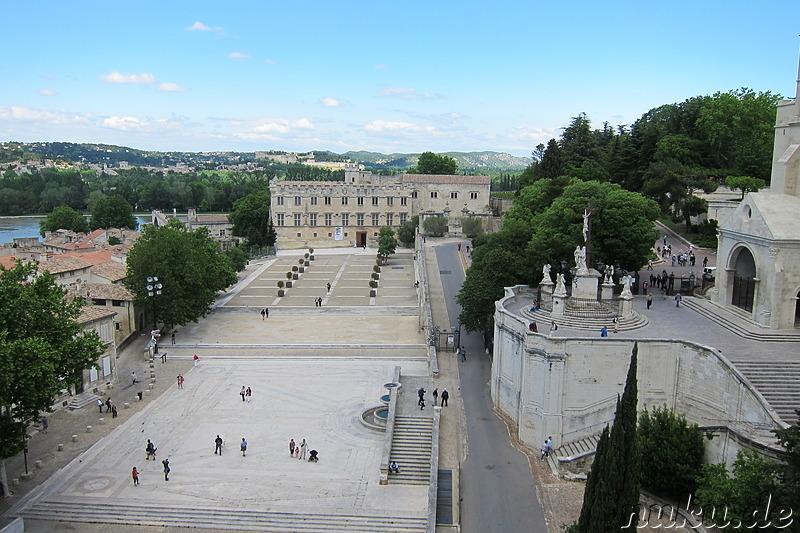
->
left=146, top=276, right=162, bottom=354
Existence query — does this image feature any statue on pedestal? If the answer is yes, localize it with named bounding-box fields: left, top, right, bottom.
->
left=604, top=264, right=614, bottom=284
left=555, top=273, right=567, bottom=296
left=542, top=263, right=552, bottom=281
left=574, top=245, right=588, bottom=274
left=620, top=274, right=633, bottom=297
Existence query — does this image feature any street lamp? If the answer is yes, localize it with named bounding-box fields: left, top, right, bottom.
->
left=146, top=276, right=162, bottom=354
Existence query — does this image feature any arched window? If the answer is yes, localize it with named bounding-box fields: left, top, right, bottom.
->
left=731, top=247, right=756, bottom=312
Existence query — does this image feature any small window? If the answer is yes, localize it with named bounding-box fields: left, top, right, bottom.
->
left=277, top=197, right=284, bottom=205
left=310, top=213, right=317, bottom=227
left=342, top=214, right=349, bottom=226
left=277, top=214, right=284, bottom=226
left=325, top=213, right=332, bottom=226
left=294, top=213, right=302, bottom=226
left=112, top=300, right=125, bottom=307
left=313, top=232, right=318, bottom=237
left=357, top=214, right=365, bottom=226
left=342, top=197, right=349, bottom=205
left=401, top=197, right=407, bottom=206
left=311, top=197, right=318, bottom=205
left=430, top=191, right=438, bottom=199
left=387, top=196, right=394, bottom=206
left=399, top=213, right=407, bottom=225
left=386, top=213, right=393, bottom=226
left=357, top=196, right=364, bottom=206
left=294, top=196, right=302, bottom=206
left=372, top=213, right=380, bottom=226
left=92, top=298, right=106, bottom=306
left=411, top=191, right=418, bottom=199
left=470, top=192, right=478, bottom=200
left=451, top=192, right=458, bottom=199
left=324, top=196, right=331, bottom=205
left=297, top=233, right=301, bottom=237
left=372, top=197, right=379, bottom=205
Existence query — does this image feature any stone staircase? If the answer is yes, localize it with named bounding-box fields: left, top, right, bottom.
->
left=732, top=361, right=800, bottom=425
left=388, top=416, right=433, bottom=485
left=682, top=298, right=800, bottom=343
left=544, top=434, right=601, bottom=479
left=67, top=391, right=101, bottom=410
left=522, top=308, right=648, bottom=332
left=17, top=500, right=427, bottom=532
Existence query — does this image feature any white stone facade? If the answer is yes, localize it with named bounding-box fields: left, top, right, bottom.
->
left=492, top=286, right=783, bottom=465
left=269, top=166, right=492, bottom=249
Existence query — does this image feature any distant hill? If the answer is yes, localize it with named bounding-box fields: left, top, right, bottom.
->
left=5, top=142, right=531, bottom=172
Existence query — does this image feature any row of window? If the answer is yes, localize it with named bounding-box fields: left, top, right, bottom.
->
left=276, top=213, right=408, bottom=227
left=276, top=191, right=480, bottom=206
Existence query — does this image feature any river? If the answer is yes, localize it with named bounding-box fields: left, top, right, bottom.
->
left=0, top=215, right=151, bottom=245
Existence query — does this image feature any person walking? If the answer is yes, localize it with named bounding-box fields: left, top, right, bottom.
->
left=294, top=446, right=300, bottom=459
left=264, top=308, right=269, bottom=319
left=326, top=283, right=331, bottom=292
left=703, top=256, right=708, bottom=268
left=646, top=293, right=653, bottom=309
left=171, top=331, right=176, bottom=344
left=240, top=438, right=247, bottom=457
left=549, top=322, right=558, bottom=336
left=177, top=375, right=184, bottom=388
left=41, top=415, right=48, bottom=433
left=299, top=439, right=308, bottom=460
left=289, top=439, right=296, bottom=457
left=600, top=326, right=609, bottom=337
left=105, top=397, right=113, bottom=413
left=432, top=388, right=438, bottom=406
left=460, top=346, right=466, bottom=362
left=214, top=435, right=223, bottom=455
left=441, top=389, right=449, bottom=406
left=131, top=466, right=139, bottom=486
left=261, top=308, right=266, bottom=320
left=193, top=354, right=199, bottom=367
left=240, top=386, right=246, bottom=402
left=245, top=387, right=252, bottom=402
left=162, top=459, right=170, bottom=481
left=675, top=292, right=682, bottom=307
left=131, top=371, right=137, bottom=386
left=112, top=405, right=118, bottom=418
left=145, top=440, right=156, bottom=461
left=97, top=399, right=103, bottom=413
left=417, top=388, right=425, bottom=406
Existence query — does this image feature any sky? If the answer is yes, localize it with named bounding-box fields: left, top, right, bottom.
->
left=1, top=1, right=798, bottom=158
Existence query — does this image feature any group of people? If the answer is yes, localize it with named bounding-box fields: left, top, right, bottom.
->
left=289, top=438, right=316, bottom=461
left=649, top=271, right=675, bottom=294
left=417, top=387, right=449, bottom=409
left=314, top=297, right=324, bottom=307
left=98, top=397, right=118, bottom=418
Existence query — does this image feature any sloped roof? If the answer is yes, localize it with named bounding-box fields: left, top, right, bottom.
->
left=77, top=306, right=117, bottom=325
left=722, top=192, right=800, bottom=240
left=402, top=173, right=490, bottom=185
left=68, top=283, right=133, bottom=301
left=90, top=261, right=128, bottom=282
left=39, top=256, right=93, bottom=274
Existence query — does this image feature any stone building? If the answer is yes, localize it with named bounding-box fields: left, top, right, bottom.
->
left=151, top=209, right=235, bottom=250
left=712, top=58, right=800, bottom=329
left=269, top=165, right=492, bottom=249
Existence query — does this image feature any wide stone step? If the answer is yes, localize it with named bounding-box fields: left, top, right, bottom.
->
left=19, top=500, right=427, bottom=532
left=522, top=307, right=649, bottom=332
left=68, top=391, right=102, bottom=410
left=682, top=299, right=800, bottom=342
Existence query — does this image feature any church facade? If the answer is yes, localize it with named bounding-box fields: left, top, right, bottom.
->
left=713, top=60, right=800, bottom=329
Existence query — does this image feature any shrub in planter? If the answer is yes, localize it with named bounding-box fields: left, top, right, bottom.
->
left=309, top=248, right=315, bottom=260
left=304, top=253, right=309, bottom=259
left=369, top=280, right=378, bottom=289
left=277, top=281, right=285, bottom=288
left=292, top=265, right=298, bottom=272
left=286, top=272, right=293, bottom=280
left=372, top=272, right=380, bottom=280
left=373, top=265, right=381, bottom=273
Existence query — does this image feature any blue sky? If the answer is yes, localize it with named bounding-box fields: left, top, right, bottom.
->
left=1, top=1, right=797, bottom=157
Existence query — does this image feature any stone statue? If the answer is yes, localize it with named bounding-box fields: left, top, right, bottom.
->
left=582, top=208, right=590, bottom=244
left=555, top=273, right=567, bottom=295
left=620, top=274, right=633, bottom=297
left=542, top=263, right=551, bottom=279
left=604, top=264, right=614, bottom=284
left=574, top=245, right=588, bottom=273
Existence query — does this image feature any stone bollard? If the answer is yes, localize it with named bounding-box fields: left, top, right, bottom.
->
left=58, top=443, right=65, bottom=451
left=35, top=460, right=43, bottom=469
left=149, top=363, right=155, bottom=369
left=86, top=425, right=93, bottom=433
left=150, top=377, right=156, bottom=384
left=12, top=478, right=19, bottom=487
left=107, top=383, right=113, bottom=390
left=144, top=389, right=151, bottom=397
left=123, top=402, right=130, bottom=409
left=72, top=434, right=78, bottom=442
left=98, top=417, right=105, bottom=425
left=20, top=472, right=33, bottom=481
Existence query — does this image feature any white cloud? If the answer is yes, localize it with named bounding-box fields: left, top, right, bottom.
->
left=364, top=119, right=432, bottom=134
left=158, top=82, right=188, bottom=92
left=100, top=71, right=156, bottom=84
left=38, top=89, right=56, bottom=95
left=102, top=116, right=146, bottom=130
left=229, top=52, right=251, bottom=59
left=0, top=106, right=90, bottom=125
left=186, top=21, right=211, bottom=31
left=379, top=86, right=435, bottom=100
left=321, top=97, right=341, bottom=108
left=264, top=58, right=277, bottom=65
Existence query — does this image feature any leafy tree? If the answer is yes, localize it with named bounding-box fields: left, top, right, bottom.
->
left=772, top=410, right=800, bottom=525
left=460, top=217, right=484, bottom=239
left=576, top=344, right=640, bottom=531
left=0, top=261, right=105, bottom=497
left=377, top=226, right=398, bottom=264
left=39, top=205, right=89, bottom=236
left=223, top=245, right=249, bottom=272
left=677, top=195, right=708, bottom=233
left=694, top=449, right=776, bottom=528
left=422, top=216, right=447, bottom=237
left=124, top=219, right=237, bottom=327
left=411, top=152, right=458, bottom=174
left=228, top=189, right=274, bottom=246
left=396, top=215, right=418, bottom=246
left=560, top=113, right=600, bottom=169
left=90, top=194, right=137, bottom=230
left=725, top=175, right=766, bottom=200
left=638, top=405, right=704, bottom=498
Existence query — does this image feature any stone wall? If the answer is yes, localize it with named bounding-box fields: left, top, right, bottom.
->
left=493, top=286, right=784, bottom=464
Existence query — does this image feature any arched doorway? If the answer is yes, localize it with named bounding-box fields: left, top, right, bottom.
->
left=731, top=247, right=756, bottom=312
left=795, top=290, right=800, bottom=328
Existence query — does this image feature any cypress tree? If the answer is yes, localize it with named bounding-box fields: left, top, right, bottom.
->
left=575, top=343, right=641, bottom=531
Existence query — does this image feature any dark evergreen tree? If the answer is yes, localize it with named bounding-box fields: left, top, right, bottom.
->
left=576, top=344, right=641, bottom=531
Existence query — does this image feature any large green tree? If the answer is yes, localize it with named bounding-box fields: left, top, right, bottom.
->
left=228, top=189, right=275, bottom=246
left=575, top=344, right=640, bottom=531
left=124, top=219, right=237, bottom=327
left=39, top=205, right=89, bottom=236
left=773, top=410, right=800, bottom=526
left=0, top=261, right=105, bottom=497
left=411, top=152, right=458, bottom=174
left=422, top=216, right=447, bottom=237
left=90, top=194, right=137, bottom=230
left=396, top=215, right=418, bottom=246
left=726, top=175, right=766, bottom=200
